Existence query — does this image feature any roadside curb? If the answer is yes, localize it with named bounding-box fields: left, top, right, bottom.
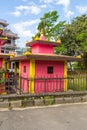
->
left=0, top=95, right=87, bottom=109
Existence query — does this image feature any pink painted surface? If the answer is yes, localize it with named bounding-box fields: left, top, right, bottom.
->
left=0, top=58, right=3, bottom=67
left=35, top=60, right=64, bottom=93
left=0, top=40, right=6, bottom=53
left=20, top=60, right=30, bottom=93
left=32, top=44, right=54, bottom=54
left=0, top=41, right=2, bottom=53
left=40, top=34, right=46, bottom=40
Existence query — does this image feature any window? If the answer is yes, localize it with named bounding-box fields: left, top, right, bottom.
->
left=47, top=66, right=53, bottom=74
left=24, top=66, right=26, bottom=73
left=7, top=39, right=11, bottom=44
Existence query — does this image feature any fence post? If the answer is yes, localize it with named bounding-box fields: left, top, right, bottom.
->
left=20, top=75, right=22, bottom=95
left=86, top=74, right=87, bottom=91
left=27, top=77, right=29, bottom=93
left=44, top=78, right=47, bottom=93
left=56, top=75, right=58, bottom=92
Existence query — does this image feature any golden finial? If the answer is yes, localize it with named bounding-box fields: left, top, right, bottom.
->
left=40, top=29, right=46, bottom=40
left=57, top=38, right=61, bottom=44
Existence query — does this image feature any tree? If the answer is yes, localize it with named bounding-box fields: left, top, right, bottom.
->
left=59, top=14, right=87, bottom=69
left=32, top=10, right=65, bottom=41
left=60, top=14, right=87, bottom=56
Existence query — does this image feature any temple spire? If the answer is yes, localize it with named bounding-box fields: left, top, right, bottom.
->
left=40, top=29, right=46, bottom=40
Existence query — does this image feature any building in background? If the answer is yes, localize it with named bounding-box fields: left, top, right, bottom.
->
left=0, top=19, right=19, bottom=53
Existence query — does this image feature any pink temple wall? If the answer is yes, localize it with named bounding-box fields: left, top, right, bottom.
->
left=35, top=60, right=64, bottom=93
left=20, top=60, right=30, bottom=93
left=0, top=41, right=2, bottom=53
left=32, top=44, right=54, bottom=54
left=0, top=59, right=3, bottom=67
left=35, top=60, right=64, bottom=77
left=20, top=60, right=65, bottom=93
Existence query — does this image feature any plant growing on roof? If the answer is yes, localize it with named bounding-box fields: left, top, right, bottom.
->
left=32, top=10, right=65, bottom=41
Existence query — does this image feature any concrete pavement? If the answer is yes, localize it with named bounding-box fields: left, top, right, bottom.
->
left=0, top=103, right=87, bottom=130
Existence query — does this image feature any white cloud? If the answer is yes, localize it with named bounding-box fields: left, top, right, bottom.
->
left=11, top=19, right=39, bottom=37
left=12, top=4, right=41, bottom=17
left=16, top=5, right=29, bottom=11
left=40, top=0, right=53, bottom=3
left=76, top=6, right=87, bottom=14
left=66, top=10, right=74, bottom=18
left=11, top=10, right=21, bottom=17
left=57, top=0, right=70, bottom=10
left=30, top=5, right=41, bottom=15
left=40, top=4, right=47, bottom=8
left=56, top=0, right=74, bottom=19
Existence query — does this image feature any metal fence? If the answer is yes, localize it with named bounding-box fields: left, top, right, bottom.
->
left=19, top=75, right=87, bottom=94
left=0, top=74, right=87, bottom=95
left=68, top=74, right=87, bottom=91
left=0, top=76, right=19, bottom=94
left=20, top=76, right=65, bottom=94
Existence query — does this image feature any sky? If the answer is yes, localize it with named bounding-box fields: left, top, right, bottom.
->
left=0, top=0, right=87, bottom=48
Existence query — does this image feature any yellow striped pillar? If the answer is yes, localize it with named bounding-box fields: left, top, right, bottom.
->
left=7, top=62, right=10, bottom=70
left=64, top=61, right=67, bottom=91
left=19, top=61, right=21, bottom=89
left=14, top=62, right=17, bottom=75
left=30, top=60, right=35, bottom=94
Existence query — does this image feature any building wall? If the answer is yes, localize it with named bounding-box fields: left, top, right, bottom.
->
left=32, top=44, right=54, bottom=54
left=35, top=60, right=64, bottom=93
left=0, top=58, right=3, bottom=67
left=20, top=60, right=66, bottom=94
left=35, top=60, right=64, bottom=77
left=20, top=60, right=30, bottom=93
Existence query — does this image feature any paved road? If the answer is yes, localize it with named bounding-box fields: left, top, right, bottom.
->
left=0, top=103, right=87, bottom=130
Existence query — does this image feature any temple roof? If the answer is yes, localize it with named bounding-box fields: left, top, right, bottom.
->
left=0, top=53, right=10, bottom=59
left=26, top=40, right=61, bottom=47
left=0, top=37, right=8, bottom=45
left=10, top=53, right=81, bottom=62
left=0, top=19, right=9, bottom=27
left=2, top=43, right=17, bottom=49
left=2, top=29, right=19, bottom=39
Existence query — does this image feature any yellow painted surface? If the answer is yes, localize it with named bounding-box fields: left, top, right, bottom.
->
left=2, top=59, right=5, bottom=67
left=64, top=61, right=67, bottom=91
left=18, top=61, right=21, bottom=89
left=7, top=62, right=10, bottom=70
left=0, top=28, right=3, bottom=30
left=30, top=60, right=35, bottom=94
left=2, top=59, right=5, bottom=78
left=0, top=37, right=8, bottom=40
left=76, top=55, right=81, bottom=58
left=1, top=92, right=7, bottom=95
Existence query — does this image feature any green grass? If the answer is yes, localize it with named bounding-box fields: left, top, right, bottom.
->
left=67, top=74, right=87, bottom=91
left=44, top=96, right=54, bottom=105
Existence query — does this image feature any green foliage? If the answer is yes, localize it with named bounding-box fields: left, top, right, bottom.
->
left=61, top=14, right=87, bottom=56
left=58, top=14, right=87, bottom=69
left=72, top=62, right=85, bottom=70
left=33, top=10, right=65, bottom=41
left=44, top=96, right=54, bottom=105
left=55, top=44, right=66, bottom=54
left=0, top=79, right=5, bottom=84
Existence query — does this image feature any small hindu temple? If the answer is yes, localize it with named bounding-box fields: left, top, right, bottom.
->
left=10, top=33, right=81, bottom=94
